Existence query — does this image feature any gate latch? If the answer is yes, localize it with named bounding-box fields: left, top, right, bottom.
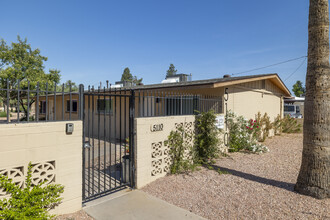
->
left=84, top=141, right=92, bottom=148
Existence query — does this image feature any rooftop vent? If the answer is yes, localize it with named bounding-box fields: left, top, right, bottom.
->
left=223, top=74, right=231, bottom=78
left=162, top=73, right=192, bottom=83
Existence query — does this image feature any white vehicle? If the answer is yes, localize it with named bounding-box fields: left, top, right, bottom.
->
left=284, top=104, right=303, bottom=118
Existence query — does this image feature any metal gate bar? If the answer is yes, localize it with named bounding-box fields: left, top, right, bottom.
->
left=82, top=86, right=135, bottom=202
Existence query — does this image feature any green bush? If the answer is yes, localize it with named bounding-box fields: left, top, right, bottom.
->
left=0, top=162, right=64, bottom=219
left=0, top=111, right=7, bottom=117
left=194, top=110, right=221, bottom=164
left=167, top=125, right=194, bottom=174
left=0, top=111, right=12, bottom=117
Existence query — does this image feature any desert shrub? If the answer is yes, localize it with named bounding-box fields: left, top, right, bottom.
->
left=167, top=125, right=194, bottom=174
left=281, top=115, right=302, bottom=133
left=261, top=113, right=273, bottom=140
left=226, top=111, right=269, bottom=153
left=0, top=162, right=64, bottom=220
left=255, top=112, right=273, bottom=142
left=194, top=110, right=221, bottom=164
left=273, top=114, right=282, bottom=135
left=270, top=114, right=301, bottom=135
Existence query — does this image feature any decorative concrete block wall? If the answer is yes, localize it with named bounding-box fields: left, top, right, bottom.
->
left=135, top=115, right=195, bottom=188
left=0, top=121, right=82, bottom=215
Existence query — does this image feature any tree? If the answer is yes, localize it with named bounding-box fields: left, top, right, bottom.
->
left=132, top=76, right=143, bottom=85
left=57, top=80, right=78, bottom=92
left=166, top=64, right=177, bottom=77
left=121, top=67, right=133, bottom=82
left=295, top=0, right=330, bottom=199
left=0, top=36, right=61, bottom=118
left=292, top=80, right=306, bottom=97
left=120, top=67, right=143, bottom=85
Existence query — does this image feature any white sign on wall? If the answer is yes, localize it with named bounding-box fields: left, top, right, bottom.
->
left=215, top=115, right=225, bottom=129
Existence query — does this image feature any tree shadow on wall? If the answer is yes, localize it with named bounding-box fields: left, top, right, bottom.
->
left=208, top=164, right=296, bottom=192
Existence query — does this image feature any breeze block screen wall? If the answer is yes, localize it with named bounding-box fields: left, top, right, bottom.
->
left=0, top=121, right=82, bottom=215
left=135, top=115, right=195, bottom=188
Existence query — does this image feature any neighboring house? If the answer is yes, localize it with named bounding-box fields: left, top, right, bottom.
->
left=37, top=92, right=80, bottom=121
left=284, top=96, right=305, bottom=118
left=37, top=73, right=291, bottom=140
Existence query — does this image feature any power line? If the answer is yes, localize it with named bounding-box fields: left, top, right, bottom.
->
left=284, top=57, right=307, bottom=82
left=231, top=56, right=307, bottom=76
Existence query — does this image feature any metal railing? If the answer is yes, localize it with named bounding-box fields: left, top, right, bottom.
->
left=0, top=79, right=223, bottom=124
left=0, top=79, right=82, bottom=124
left=135, top=90, right=223, bottom=117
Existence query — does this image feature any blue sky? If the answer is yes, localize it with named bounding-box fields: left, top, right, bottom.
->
left=1, top=0, right=311, bottom=94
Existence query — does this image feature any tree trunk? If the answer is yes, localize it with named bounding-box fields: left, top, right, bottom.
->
left=295, top=0, right=330, bottom=199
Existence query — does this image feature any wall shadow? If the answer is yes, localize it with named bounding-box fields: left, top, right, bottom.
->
left=209, top=164, right=296, bottom=192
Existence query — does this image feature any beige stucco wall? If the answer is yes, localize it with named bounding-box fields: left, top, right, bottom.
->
left=0, top=121, right=82, bottom=215
left=226, top=85, right=282, bottom=121
left=135, top=115, right=195, bottom=189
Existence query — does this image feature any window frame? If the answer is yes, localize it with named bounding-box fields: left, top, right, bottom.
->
left=96, top=98, right=113, bottom=114
left=284, top=105, right=295, bottom=113
left=39, top=101, right=47, bottom=114
left=66, top=100, right=78, bottom=113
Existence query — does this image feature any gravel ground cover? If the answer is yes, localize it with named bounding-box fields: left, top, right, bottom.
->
left=55, top=210, right=94, bottom=220
left=142, top=133, right=330, bottom=220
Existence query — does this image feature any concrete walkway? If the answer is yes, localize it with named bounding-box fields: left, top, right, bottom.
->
left=84, top=189, right=205, bottom=220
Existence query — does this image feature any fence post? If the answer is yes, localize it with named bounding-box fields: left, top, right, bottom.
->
left=79, top=84, right=85, bottom=201
left=129, top=89, right=135, bottom=188
left=6, top=79, right=10, bottom=123
left=79, top=84, right=84, bottom=120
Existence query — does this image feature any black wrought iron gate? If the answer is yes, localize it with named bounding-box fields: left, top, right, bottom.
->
left=82, top=87, right=135, bottom=202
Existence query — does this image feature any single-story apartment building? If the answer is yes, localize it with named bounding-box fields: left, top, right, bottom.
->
left=36, top=73, right=291, bottom=140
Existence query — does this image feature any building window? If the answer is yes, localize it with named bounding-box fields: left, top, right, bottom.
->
left=284, top=105, right=295, bottom=112
left=66, top=100, right=78, bottom=112
left=39, top=101, right=46, bottom=114
left=165, top=96, right=197, bottom=116
left=97, top=99, right=112, bottom=114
